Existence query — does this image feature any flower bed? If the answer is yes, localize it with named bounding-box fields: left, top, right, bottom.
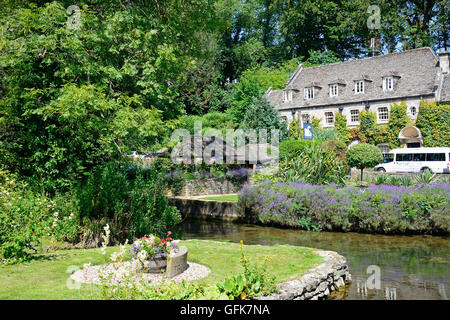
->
left=238, top=181, right=450, bottom=235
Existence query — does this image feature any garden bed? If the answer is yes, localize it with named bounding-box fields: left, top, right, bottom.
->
left=238, top=181, right=450, bottom=235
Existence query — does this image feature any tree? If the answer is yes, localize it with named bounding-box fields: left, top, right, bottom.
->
left=241, top=95, right=288, bottom=143
left=346, top=143, right=383, bottom=182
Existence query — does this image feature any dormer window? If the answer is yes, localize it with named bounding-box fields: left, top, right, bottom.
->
left=283, top=90, right=293, bottom=102
left=329, top=84, right=338, bottom=97
left=304, top=87, right=314, bottom=100
left=383, top=77, right=394, bottom=91
left=354, top=80, right=364, bottom=94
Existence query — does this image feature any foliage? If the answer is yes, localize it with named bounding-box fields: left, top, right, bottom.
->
left=240, top=95, right=288, bottom=143
left=288, top=119, right=300, bottom=140
left=334, top=112, right=351, bottom=143
left=321, top=140, right=348, bottom=163
left=75, top=161, right=181, bottom=246
left=414, top=169, right=438, bottom=184
left=0, top=169, right=79, bottom=264
left=216, top=241, right=277, bottom=300
left=238, top=180, right=450, bottom=234
left=314, top=128, right=339, bottom=141
left=346, top=143, right=383, bottom=181
left=0, top=1, right=217, bottom=192
left=226, top=77, right=262, bottom=125
left=386, top=102, right=411, bottom=148
left=277, top=140, right=347, bottom=185
left=279, top=139, right=315, bottom=161
left=239, top=58, right=301, bottom=91
left=415, top=101, right=450, bottom=147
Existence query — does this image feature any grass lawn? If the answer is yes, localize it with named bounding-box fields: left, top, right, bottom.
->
left=198, top=195, right=239, bottom=202
left=0, top=240, right=324, bottom=300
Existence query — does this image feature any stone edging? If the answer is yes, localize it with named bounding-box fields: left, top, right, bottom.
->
left=254, top=250, right=351, bottom=300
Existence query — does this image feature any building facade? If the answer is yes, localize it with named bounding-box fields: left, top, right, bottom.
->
left=266, top=48, right=450, bottom=136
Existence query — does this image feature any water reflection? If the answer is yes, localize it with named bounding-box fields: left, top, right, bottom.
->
left=180, top=219, right=450, bottom=300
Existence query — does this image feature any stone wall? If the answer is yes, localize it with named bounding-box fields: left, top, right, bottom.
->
left=168, top=198, right=240, bottom=221
left=167, top=178, right=243, bottom=197
left=255, top=250, right=351, bottom=300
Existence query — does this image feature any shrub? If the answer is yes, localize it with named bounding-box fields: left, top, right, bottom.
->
left=277, top=140, right=347, bottom=185
left=288, top=119, right=300, bottom=140
left=321, top=140, right=347, bottom=162
left=0, top=169, right=80, bottom=263
left=75, top=161, right=181, bottom=246
left=238, top=181, right=450, bottom=235
left=346, top=143, right=383, bottom=182
left=280, top=140, right=307, bottom=161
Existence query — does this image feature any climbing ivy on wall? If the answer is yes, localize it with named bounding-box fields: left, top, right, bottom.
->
left=386, top=102, right=411, bottom=149
left=415, top=101, right=450, bottom=147
left=334, top=112, right=350, bottom=144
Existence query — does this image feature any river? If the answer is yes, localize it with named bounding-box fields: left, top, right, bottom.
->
left=181, top=219, right=449, bottom=300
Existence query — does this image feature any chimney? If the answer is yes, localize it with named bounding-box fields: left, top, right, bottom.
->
left=439, top=51, right=449, bottom=74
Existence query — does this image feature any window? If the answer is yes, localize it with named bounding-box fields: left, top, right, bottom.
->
left=396, top=154, right=413, bottom=161
left=383, top=77, right=394, bottom=91
left=383, top=154, right=394, bottom=163
left=350, top=110, right=360, bottom=123
left=412, top=153, right=426, bottom=161
left=410, top=106, right=417, bottom=116
left=304, top=87, right=314, bottom=100
left=377, top=107, right=389, bottom=121
left=354, top=80, right=364, bottom=94
left=302, top=113, right=311, bottom=125
left=426, top=153, right=445, bottom=161
left=280, top=116, right=288, bottom=122
left=329, top=84, right=338, bottom=97
left=325, top=111, right=334, bottom=125
left=283, top=90, right=293, bottom=102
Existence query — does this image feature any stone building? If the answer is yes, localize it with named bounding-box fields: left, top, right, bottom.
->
left=266, top=47, right=450, bottom=148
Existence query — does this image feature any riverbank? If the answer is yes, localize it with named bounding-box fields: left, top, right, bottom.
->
left=181, top=219, right=450, bottom=300
left=0, top=240, right=333, bottom=299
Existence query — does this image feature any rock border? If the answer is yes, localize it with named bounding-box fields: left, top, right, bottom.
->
left=254, top=250, right=351, bottom=300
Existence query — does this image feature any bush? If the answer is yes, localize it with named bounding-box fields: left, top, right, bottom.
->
left=238, top=181, right=450, bottom=235
left=321, top=140, right=347, bottom=162
left=346, top=143, right=383, bottom=181
left=0, top=169, right=79, bottom=263
left=279, top=139, right=322, bottom=161
left=75, top=161, right=181, bottom=246
left=288, top=119, right=300, bottom=140
left=277, top=140, right=347, bottom=185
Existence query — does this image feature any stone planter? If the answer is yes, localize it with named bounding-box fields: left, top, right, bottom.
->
left=142, top=253, right=168, bottom=273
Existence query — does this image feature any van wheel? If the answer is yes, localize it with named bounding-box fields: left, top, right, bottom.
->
left=420, top=167, right=432, bottom=174
left=376, top=167, right=386, bottom=172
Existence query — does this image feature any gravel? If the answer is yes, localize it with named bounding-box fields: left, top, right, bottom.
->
left=70, top=261, right=211, bottom=286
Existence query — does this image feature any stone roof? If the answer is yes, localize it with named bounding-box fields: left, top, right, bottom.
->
left=267, top=47, right=441, bottom=110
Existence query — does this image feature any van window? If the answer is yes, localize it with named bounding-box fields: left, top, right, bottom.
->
left=383, top=154, right=394, bottom=163
left=412, top=153, right=426, bottom=161
left=396, top=154, right=413, bottom=161
left=426, top=153, right=445, bottom=161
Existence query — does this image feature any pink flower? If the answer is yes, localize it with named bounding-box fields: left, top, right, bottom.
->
left=167, top=231, right=172, bottom=235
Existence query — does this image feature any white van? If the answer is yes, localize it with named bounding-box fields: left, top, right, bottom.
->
left=374, top=147, right=450, bottom=174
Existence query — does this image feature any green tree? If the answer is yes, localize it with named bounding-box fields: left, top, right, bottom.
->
left=241, top=95, right=288, bottom=143
left=346, top=143, right=383, bottom=182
